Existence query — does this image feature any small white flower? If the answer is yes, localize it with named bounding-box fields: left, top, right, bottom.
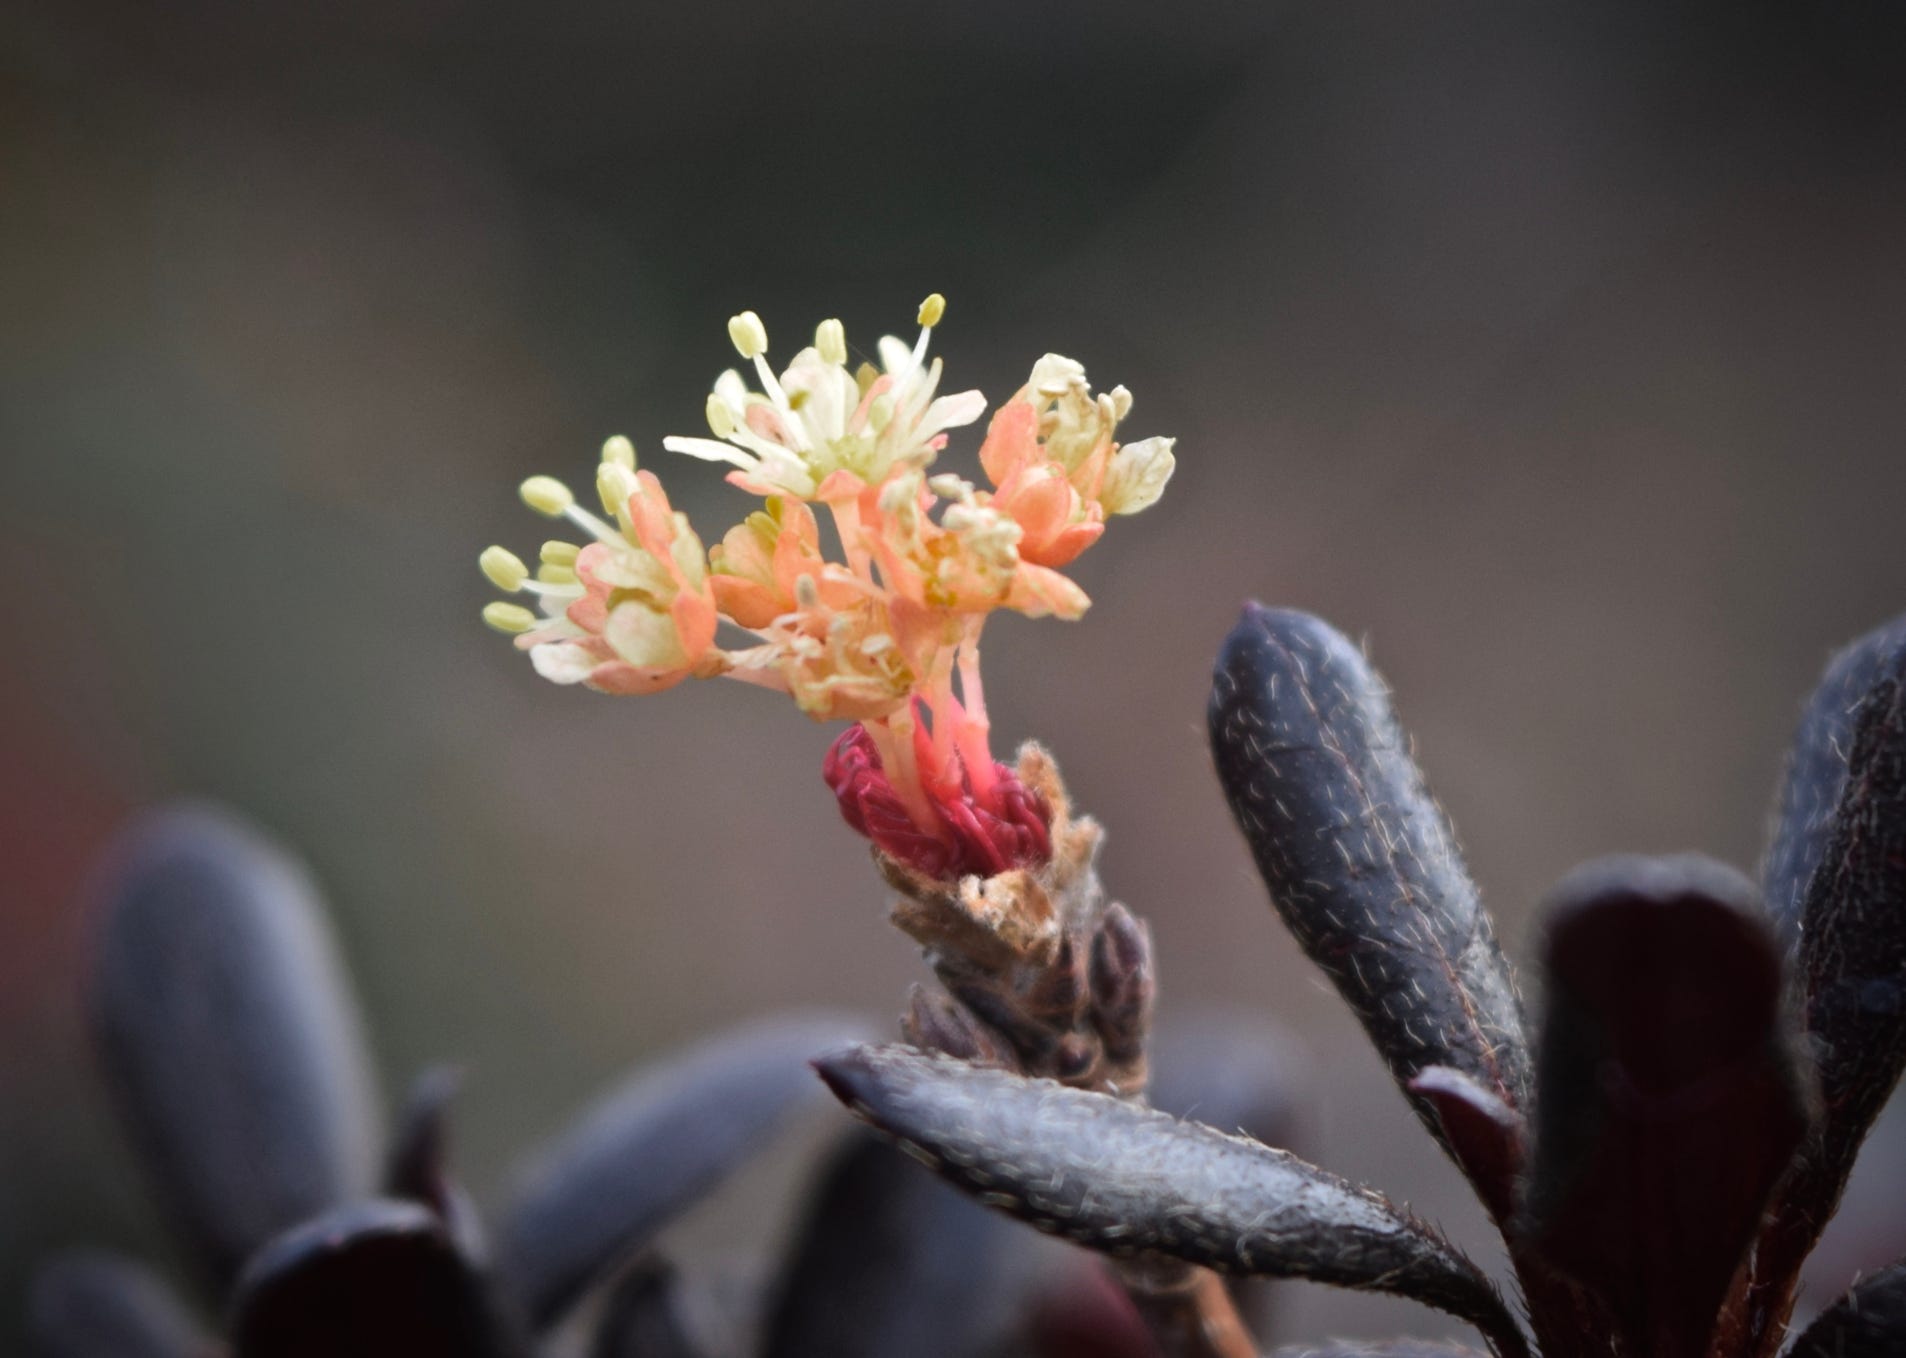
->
left=663, top=299, right=985, bottom=498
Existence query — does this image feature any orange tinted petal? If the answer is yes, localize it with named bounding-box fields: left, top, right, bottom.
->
left=587, top=660, right=691, bottom=696
left=978, top=400, right=1039, bottom=488
left=711, top=577, right=782, bottom=629
left=1021, top=517, right=1104, bottom=569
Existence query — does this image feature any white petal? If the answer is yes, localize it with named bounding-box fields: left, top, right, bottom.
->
left=917, top=389, right=987, bottom=437
left=663, top=435, right=754, bottom=469
left=1028, top=353, right=1086, bottom=395
left=591, top=547, right=672, bottom=593
left=669, top=525, right=706, bottom=584
left=605, top=601, right=688, bottom=668
left=877, top=334, right=912, bottom=375
left=530, top=641, right=597, bottom=684
left=1100, top=436, right=1176, bottom=515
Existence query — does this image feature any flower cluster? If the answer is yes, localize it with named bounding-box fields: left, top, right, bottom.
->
left=482, top=297, right=1175, bottom=879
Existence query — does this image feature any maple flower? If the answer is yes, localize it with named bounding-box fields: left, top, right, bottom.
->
left=481, top=297, right=1175, bottom=881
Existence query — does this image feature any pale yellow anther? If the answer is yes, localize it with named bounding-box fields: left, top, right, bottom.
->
left=480, top=546, right=529, bottom=592
left=916, top=292, right=946, bottom=328
left=705, top=393, right=736, bottom=438
left=816, top=318, right=847, bottom=366
left=728, top=310, right=768, bottom=359
left=482, top=601, right=538, bottom=634
left=1109, top=385, right=1134, bottom=421
left=868, top=392, right=895, bottom=434
left=540, top=541, right=580, bottom=568
left=537, top=563, right=578, bottom=586
left=598, top=462, right=637, bottom=517
left=601, top=435, right=636, bottom=470
left=520, top=476, right=574, bottom=517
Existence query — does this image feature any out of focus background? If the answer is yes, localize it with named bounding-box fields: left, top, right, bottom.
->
left=5, top=1, right=1906, bottom=1349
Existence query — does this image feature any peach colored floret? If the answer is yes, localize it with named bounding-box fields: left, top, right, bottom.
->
left=480, top=297, right=1175, bottom=880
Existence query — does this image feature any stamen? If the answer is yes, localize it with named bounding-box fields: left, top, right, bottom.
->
left=728, top=310, right=768, bottom=360
left=598, top=462, right=638, bottom=519
left=540, top=541, right=580, bottom=567
left=705, top=393, right=737, bottom=438
left=537, top=563, right=578, bottom=586
left=561, top=501, right=628, bottom=546
left=816, top=318, right=847, bottom=366
left=917, top=292, right=946, bottom=328
left=751, top=352, right=809, bottom=451
left=601, top=435, right=637, bottom=470
left=480, top=546, right=529, bottom=592
left=482, top=601, right=538, bottom=633
left=520, top=476, right=575, bottom=517
left=927, top=473, right=973, bottom=502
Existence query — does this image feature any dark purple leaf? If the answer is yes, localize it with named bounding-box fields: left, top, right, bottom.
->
left=590, top=1257, right=730, bottom=1358
left=1784, top=1259, right=1906, bottom=1358
left=763, top=1130, right=1023, bottom=1358
left=498, top=1013, right=868, bottom=1330
left=1208, top=606, right=1532, bottom=1158
left=816, top=1043, right=1529, bottom=1358
left=1149, top=1010, right=1306, bottom=1346
left=229, top=1199, right=514, bottom=1358
left=28, top=1252, right=210, bottom=1358
left=1088, top=902, right=1155, bottom=1077
left=1407, top=1066, right=1522, bottom=1226
left=89, top=805, right=383, bottom=1289
left=1269, top=1346, right=1488, bottom=1357
left=1523, top=855, right=1808, bottom=1358
left=1761, top=613, right=1906, bottom=947
left=1782, top=642, right=1906, bottom=1230
left=1731, top=635, right=1906, bottom=1352
left=902, top=983, right=1011, bottom=1066
left=385, top=1067, right=487, bottom=1263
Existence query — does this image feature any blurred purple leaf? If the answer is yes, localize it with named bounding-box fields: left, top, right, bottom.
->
left=1268, top=1346, right=1489, bottom=1357
left=590, top=1256, right=726, bottom=1358
left=1784, top=1258, right=1906, bottom=1358
left=1023, top=1259, right=1158, bottom=1358
left=1523, top=855, right=1807, bottom=1358
left=229, top=1199, right=512, bottom=1358
left=89, top=805, right=383, bottom=1290
left=816, top=1043, right=1529, bottom=1358
left=385, top=1066, right=486, bottom=1262
left=498, top=1012, right=868, bottom=1330
left=763, top=1130, right=1022, bottom=1358
left=1208, top=606, right=1533, bottom=1162
left=28, top=1251, right=211, bottom=1358
left=1148, top=1010, right=1303, bottom=1147
left=1761, top=613, right=1906, bottom=947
